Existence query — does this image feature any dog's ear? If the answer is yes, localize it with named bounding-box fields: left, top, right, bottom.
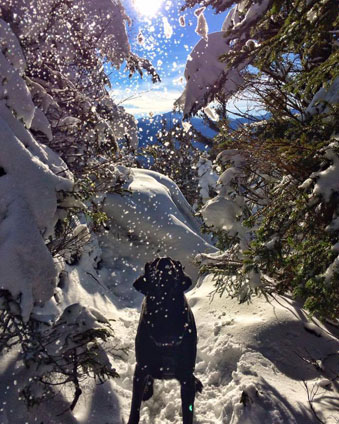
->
left=180, top=275, right=192, bottom=291
left=133, top=275, right=149, bottom=295
left=133, top=262, right=153, bottom=295
left=171, top=260, right=192, bottom=291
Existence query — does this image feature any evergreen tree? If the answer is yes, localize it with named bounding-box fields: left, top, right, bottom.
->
left=181, top=0, right=339, bottom=320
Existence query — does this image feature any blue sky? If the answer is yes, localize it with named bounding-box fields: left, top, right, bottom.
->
left=110, top=0, right=226, bottom=117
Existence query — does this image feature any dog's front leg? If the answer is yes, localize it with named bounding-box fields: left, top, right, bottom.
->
left=127, top=365, right=148, bottom=424
left=180, top=376, right=196, bottom=424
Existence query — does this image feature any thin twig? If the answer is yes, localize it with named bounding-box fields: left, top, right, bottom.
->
left=302, top=381, right=326, bottom=424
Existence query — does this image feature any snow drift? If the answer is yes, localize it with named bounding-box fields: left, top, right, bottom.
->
left=98, top=167, right=217, bottom=305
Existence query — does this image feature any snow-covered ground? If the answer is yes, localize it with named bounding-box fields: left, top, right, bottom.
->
left=69, top=273, right=339, bottom=424
left=2, top=271, right=338, bottom=424
left=0, top=167, right=338, bottom=424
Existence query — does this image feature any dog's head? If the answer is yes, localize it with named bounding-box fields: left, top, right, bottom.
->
left=133, top=257, right=192, bottom=297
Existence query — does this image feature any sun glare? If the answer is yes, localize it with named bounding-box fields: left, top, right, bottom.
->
left=133, top=0, right=163, bottom=17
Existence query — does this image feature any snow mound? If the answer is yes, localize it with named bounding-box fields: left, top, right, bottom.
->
left=98, top=168, right=217, bottom=305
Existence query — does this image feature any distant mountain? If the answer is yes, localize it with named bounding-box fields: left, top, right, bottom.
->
left=136, top=111, right=248, bottom=148
left=137, top=112, right=180, bottom=148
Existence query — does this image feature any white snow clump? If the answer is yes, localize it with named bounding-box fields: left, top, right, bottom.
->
left=176, top=32, right=245, bottom=116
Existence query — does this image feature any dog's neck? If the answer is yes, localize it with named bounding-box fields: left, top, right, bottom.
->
left=143, top=295, right=189, bottom=340
left=145, top=293, right=187, bottom=314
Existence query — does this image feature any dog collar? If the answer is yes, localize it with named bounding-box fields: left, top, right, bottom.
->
left=148, top=335, right=185, bottom=348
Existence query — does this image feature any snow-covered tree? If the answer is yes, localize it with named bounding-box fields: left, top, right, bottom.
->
left=0, top=0, right=159, bottom=410
left=179, top=0, right=338, bottom=118
left=180, top=0, right=339, bottom=320
left=1, top=0, right=158, bottom=179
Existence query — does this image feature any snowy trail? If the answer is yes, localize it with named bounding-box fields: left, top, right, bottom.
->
left=1, top=166, right=338, bottom=424
left=2, top=272, right=338, bottom=424
left=83, top=275, right=338, bottom=424
left=69, top=168, right=339, bottom=424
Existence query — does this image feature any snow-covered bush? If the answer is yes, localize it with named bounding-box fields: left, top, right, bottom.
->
left=179, top=0, right=338, bottom=120
left=197, top=146, right=268, bottom=302
left=0, top=295, right=119, bottom=410
left=196, top=154, right=219, bottom=205
left=199, top=112, right=339, bottom=319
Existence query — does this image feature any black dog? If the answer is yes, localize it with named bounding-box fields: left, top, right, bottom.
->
left=127, top=257, right=203, bottom=424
